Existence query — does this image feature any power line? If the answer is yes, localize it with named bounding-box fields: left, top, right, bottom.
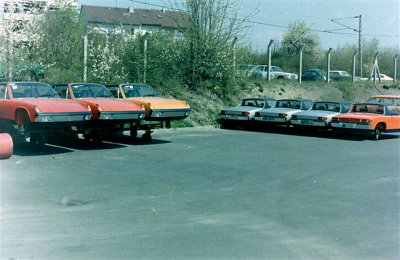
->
left=126, top=0, right=400, bottom=38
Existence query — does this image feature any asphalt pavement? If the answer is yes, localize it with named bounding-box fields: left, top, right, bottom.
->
left=1, top=127, right=399, bottom=259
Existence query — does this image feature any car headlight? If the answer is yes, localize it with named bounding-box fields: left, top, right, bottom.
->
left=153, top=111, right=163, bottom=117
left=185, top=111, right=190, bottom=116
left=140, top=113, right=145, bottom=119
left=84, top=114, right=92, bottom=120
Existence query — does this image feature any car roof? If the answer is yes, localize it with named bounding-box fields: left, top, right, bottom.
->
left=369, top=95, right=400, bottom=99
left=277, top=98, right=313, bottom=102
left=355, top=102, right=392, bottom=106
left=243, top=97, right=276, bottom=101
left=315, top=101, right=352, bottom=105
left=303, top=69, right=324, bottom=72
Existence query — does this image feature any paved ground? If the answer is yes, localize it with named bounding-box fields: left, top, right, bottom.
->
left=1, top=127, right=399, bottom=259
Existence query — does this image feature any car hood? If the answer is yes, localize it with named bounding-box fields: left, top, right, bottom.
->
left=335, top=113, right=382, bottom=120
left=223, top=106, right=261, bottom=114
left=79, top=98, right=143, bottom=111
left=260, top=107, right=301, bottom=115
left=126, top=97, right=190, bottom=110
left=18, top=98, right=89, bottom=113
left=294, top=110, right=339, bottom=118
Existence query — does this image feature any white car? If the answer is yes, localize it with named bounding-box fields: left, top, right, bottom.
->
left=251, top=65, right=298, bottom=80
left=254, top=99, right=314, bottom=125
left=219, top=98, right=276, bottom=127
left=291, top=101, right=353, bottom=128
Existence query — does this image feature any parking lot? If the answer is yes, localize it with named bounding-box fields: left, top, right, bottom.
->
left=1, top=127, right=399, bottom=259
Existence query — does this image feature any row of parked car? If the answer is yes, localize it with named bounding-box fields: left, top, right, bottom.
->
left=218, top=95, right=400, bottom=140
left=240, top=64, right=396, bottom=82
left=0, top=82, right=191, bottom=149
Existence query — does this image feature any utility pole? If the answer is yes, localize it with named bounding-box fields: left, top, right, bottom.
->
left=83, top=34, right=88, bottom=82
left=143, top=32, right=151, bottom=83
left=326, top=15, right=362, bottom=77
left=394, top=54, right=398, bottom=83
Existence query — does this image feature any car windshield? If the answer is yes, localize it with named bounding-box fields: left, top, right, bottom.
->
left=10, top=82, right=59, bottom=99
left=241, top=99, right=264, bottom=108
left=272, top=66, right=283, bottom=72
left=340, top=71, right=350, bottom=76
left=276, top=100, right=301, bottom=109
left=353, top=104, right=385, bottom=114
left=122, top=84, right=160, bottom=98
left=71, top=84, right=114, bottom=98
left=312, top=102, right=341, bottom=112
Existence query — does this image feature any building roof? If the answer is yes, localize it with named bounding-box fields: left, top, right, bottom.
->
left=80, top=5, right=188, bottom=29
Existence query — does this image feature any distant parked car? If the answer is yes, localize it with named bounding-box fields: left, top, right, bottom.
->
left=219, top=98, right=276, bottom=128
left=302, top=69, right=326, bottom=81
left=238, top=64, right=257, bottom=77
left=367, top=74, right=394, bottom=81
left=331, top=102, right=400, bottom=140
left=329, top=70, right=351, bottom=81
left=254, top=99, right=314, bottom=126
left=291, top=101, right=352, bottom=128
left=251, top=65, right=298, bottom=80
left=367, top=95, right=400, bottom=108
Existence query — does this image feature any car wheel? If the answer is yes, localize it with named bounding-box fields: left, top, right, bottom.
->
left=374, top=125, right=384, bottom=140
left=130, top=128, right=138, bottom=139
left=30, top=133, right=45, bottom=150
left=142, top=133, right=152, bottom=142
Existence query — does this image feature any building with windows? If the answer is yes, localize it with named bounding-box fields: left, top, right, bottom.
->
left=80, top=5, right=188, bottom=38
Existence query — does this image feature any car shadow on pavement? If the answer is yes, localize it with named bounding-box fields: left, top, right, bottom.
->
left=223, top=124, right=400, bottom=142
left=12, top=141, right=74, bottom=156
left=104, top=133, right=172, bottom=146
left=47, top=137, right=128, bottom=150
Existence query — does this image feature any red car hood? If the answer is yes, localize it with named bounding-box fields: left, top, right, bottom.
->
left=19, top=98, right=89, bottom=113
left=127, top=97, right=190, bottom=109
left=79, top=98, right=143, bottom=111
left=335, top=113, right=381, bottom=120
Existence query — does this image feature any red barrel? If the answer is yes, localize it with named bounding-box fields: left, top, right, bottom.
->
left=0, top=133, right=13, bottom=159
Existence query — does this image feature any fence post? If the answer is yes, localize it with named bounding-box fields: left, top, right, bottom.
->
left=143, top=32, right=151, bottom=83
left=232, top=36, right=238, bottom=81
left=83, top=34, right=88, bottom=82
left=298, top=46, right=304, bottom=84
left=373, top=52, right=380, bottom=84
left=352, top=50, right=358, bottom=83
left=394, top=54, right=398, bottom=83
left=326, top=48, right=332, bottom=83
left=267, top=40, right=274, bottom=82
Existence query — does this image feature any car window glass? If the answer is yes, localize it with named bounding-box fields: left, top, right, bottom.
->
left=272, top=67, right=283, bottom=72
left=277, top=100, right=301, bottom=109
left=108, top=87, right=120, bottom=98
left=387, top=106, right=400, bottom=115
left=54, top=86, right=68, bottom=98
left=310, top=71, right=318, bottom=76
left=354, top=104, right=384, bottom=114
left=71, top=84, right=113, bottom=98
left=0, top=84, right=6, bottom=99
left=122, top=84, right=159, bottom=98
left=10, top=82, right=59, bottom=98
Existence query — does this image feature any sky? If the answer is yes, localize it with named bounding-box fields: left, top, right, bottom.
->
left=77, top=0, right=400, bottom=51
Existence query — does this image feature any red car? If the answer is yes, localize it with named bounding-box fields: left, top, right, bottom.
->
left=0, top=82, right=92, bottom=148
left=53, top=83, right=145, bottom=141
left=331, top=102, right=400, bottom=140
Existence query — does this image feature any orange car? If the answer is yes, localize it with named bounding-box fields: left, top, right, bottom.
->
left=106, top=83, right=191, bottom=134
left=367, top=95, right=400, bottom=108
left=331, top=102, right=400, bottom=140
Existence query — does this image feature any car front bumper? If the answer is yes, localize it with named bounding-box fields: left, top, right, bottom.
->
left=254, top=116, right=287, bottom=123
left=291, top=119, right=326, bottom=127
left=36, top=112, right=92, bottom=123
left=148, top=109, right=191, bottom=121
left=220, top=115, right=250, bottom=121
left=98, top=111, right=145, bottom=120
left=331, top=122, right=371, bottom=130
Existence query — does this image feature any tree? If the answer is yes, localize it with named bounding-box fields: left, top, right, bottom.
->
left=281, top=21, right=320, bottom=58
left=182, top=0, right=252, bottom=91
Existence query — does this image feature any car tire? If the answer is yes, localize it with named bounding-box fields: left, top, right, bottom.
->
left=142, top=133, right=152, bottom=142
left=374, top=125, right=384, bottom=140
left=130, top=128, right=138, bottom=139
left=30, top=133, right=45, bottom=150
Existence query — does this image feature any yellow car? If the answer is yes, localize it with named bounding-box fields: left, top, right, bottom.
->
left=106, top=83, right=191, bottom=140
